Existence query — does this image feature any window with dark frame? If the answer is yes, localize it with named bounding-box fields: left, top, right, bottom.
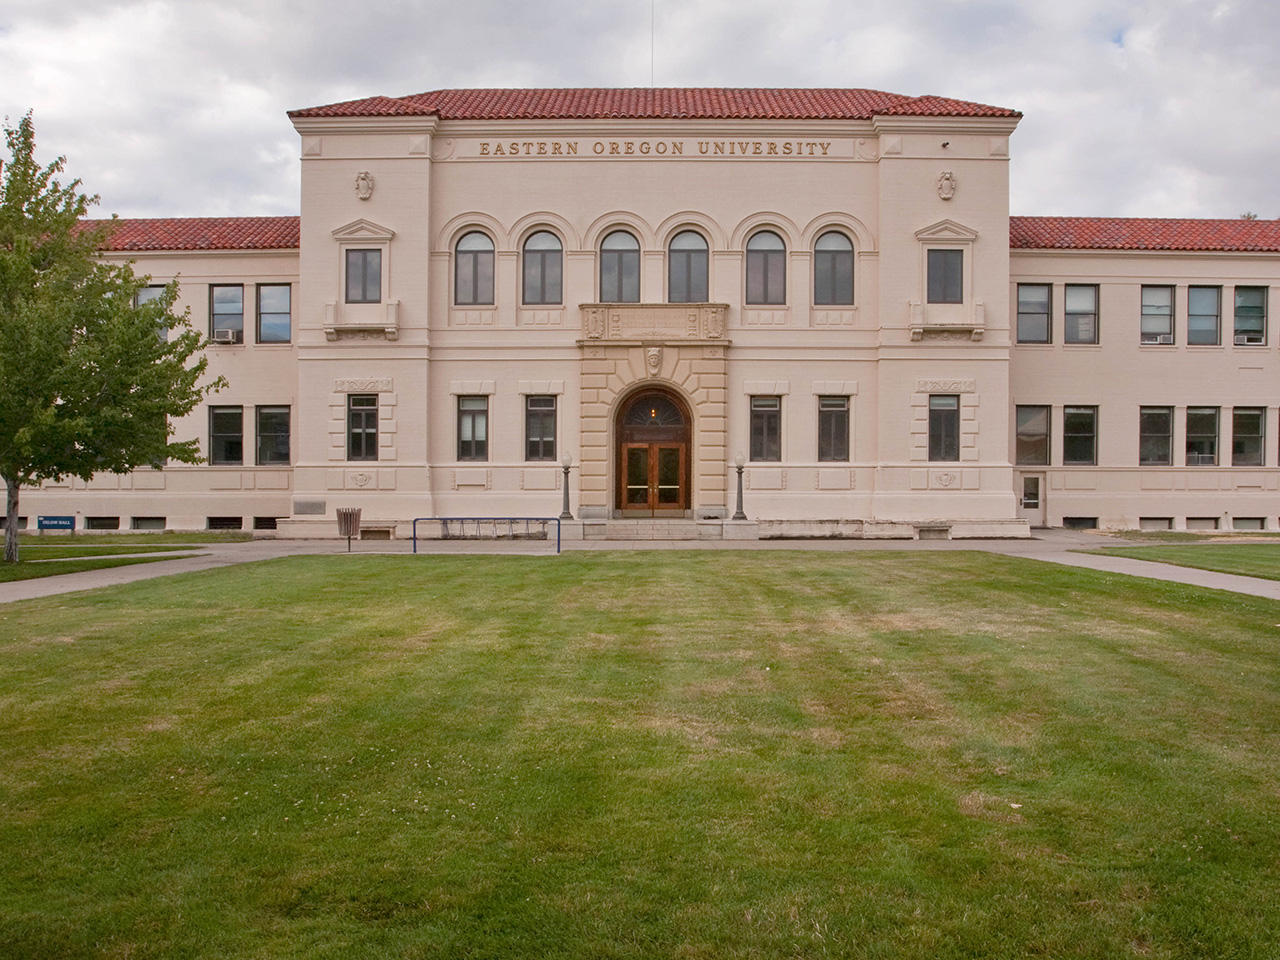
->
left=256, top=284, right=291, bottom=343
left=523, top=231, right=563, bottom=305
left=525, top=395, right=556, bottom=461
left=745, top=231, right=786, bottom=305
left=1062, top=406, right=1097, bottom=465
left=210, top=284, right=244, bottom=343
left=749, top=396, right=781, bottom=461
left=1015, top=405, right=1050, bottom=465
left=1139, top=406, right=1173, bottom=465
left=813, top=232, right=854, bottom=306
left=1187, top=286, right=1221, bottom=345
left=255, top=405, right=290, bottom=465
left=347, top=395, right=378, bottom=461
left=1232, top=407, right=1265, bottom=466
left=1185, top=407, right=1219, bottom=465
left=817, top=396, right=849, bottom=462
left=458, top=396, right=488, bottom=461
left=209, top=406, right=243, bottom=465
left=455, top=231, right=495, bottom=306
left=1140, top=285, right=1174, bottom=343
left=1234, top=286, right=1267, bottom=344
left=928, top=395, right=960, bottom=461
left=1064, top=284, right=1099, bottom=344
left=600, top=230, right=640, bottom=303
left=345, top=249, right=381, bottom=304
left=1016, top=283, right=1051, bottom=343
left=668, top=230, right=709, bottom=303
left=926, top=250, right=963, bottom=304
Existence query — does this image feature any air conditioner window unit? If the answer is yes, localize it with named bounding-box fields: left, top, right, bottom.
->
left=212, top=329, right=236, bottom=343
left=1235, top=334, right=1265, bottom=345
left=1156, top=334, right=1173, bottom=344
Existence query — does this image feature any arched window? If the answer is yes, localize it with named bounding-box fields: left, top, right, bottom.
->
left=668, top=230, right=708, bottom=303
left=813, top=231, right=854, bottom=305
left=455, top=231, right=494, bottom=305
left=746, top=230, right=786, bottom=305
left=523, top=231, right=563, bottom=305
left=600, top=230, right=640, bottom=303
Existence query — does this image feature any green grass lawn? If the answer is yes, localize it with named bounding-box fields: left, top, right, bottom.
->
left=1098, top=543, right=1280, bottom=581
left=1, top=552, right=1278, bottom=959
left=0, top=553, right=201, bottom=582
left=19, top=530, right=253, bottom=545
left=1108, top=530, right=1280, bottom=544
left=20, top=544, right=195, bottom=561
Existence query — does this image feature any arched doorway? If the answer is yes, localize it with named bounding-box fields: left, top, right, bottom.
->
left=616, top=389, right=691, bottom=515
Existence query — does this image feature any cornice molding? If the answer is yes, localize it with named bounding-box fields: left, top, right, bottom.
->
left=291, top=116, right=439, bottom=137
left=871, top=115, right=1021, bottom=137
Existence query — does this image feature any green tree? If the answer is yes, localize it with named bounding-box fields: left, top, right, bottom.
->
left=0, top=113, right=222, bottom=562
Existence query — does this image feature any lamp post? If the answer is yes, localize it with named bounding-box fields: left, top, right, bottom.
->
left=732, top=452, right=747, bottom=520
left=560, top=452, right=574, bottom=519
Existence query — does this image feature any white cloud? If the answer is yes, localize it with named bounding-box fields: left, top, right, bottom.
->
left=1, top=0, right=1275, bottom=218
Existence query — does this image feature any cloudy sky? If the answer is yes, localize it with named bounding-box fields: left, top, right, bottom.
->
left=1, top=0, right=1276, bottom=221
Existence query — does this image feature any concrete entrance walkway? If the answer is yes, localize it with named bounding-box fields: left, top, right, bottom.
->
left=3, top=529, right=1279, bottom=604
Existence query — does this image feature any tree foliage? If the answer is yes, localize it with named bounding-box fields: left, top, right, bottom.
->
left=0, top=113, right=222, bottom=562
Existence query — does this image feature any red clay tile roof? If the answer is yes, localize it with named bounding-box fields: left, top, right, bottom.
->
left=289, top=87, right=1019, bottom=121
left=91, top=216, right=300, bottom=252
left=1010, top=216, right=1280, bottom=253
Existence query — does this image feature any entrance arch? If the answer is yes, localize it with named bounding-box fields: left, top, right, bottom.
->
left=616, top=389, right=691, bottom=515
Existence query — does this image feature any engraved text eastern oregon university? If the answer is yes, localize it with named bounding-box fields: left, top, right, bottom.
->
left=476, top=139, right=835, bottom=157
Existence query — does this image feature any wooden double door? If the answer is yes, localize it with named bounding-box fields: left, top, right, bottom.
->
left=617, top=391, right=690, bottom=516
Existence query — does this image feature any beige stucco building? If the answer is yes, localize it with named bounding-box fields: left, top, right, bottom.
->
left=13, top=88, right=1280, bottom=538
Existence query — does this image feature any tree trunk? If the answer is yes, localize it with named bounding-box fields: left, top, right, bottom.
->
left=4, top=478, right=19, bottom=563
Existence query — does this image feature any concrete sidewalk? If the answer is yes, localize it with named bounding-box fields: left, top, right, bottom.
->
left=3, top=529, right=1279, bottom=604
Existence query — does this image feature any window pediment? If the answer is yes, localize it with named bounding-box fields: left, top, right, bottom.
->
left=914, top=219, right=978, bottom=242
left=331, top=218, right=395, bottom=242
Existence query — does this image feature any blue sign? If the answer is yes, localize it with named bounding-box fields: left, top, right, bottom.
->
left=38, top=516, right=75, bottom=531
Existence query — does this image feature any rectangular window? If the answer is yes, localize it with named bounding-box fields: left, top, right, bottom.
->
left=1139, top=406, right=1173, bottom=466
left=209, top=406, right=243, bottom=465
left=817, top=396, right=849, bottom=462
left=458, top=396, right=489, bottom=461
left=256, top=284, right=291, bottom=343
left=1015, top=405, right=1050, bottom=465
left=135, top=285, right=166, bottom=307
left=927, top=250, right=963, bottom=304
left=1186, top=407, right=1219, bottom=465
left=345, top=249, right=382, bottom=304
left=1016, top=284, right=1051, bottom=343
left=749, top=396, right=781, bottom=462
left=1141, top=285, right=1174, bottom=343
left=525, top=395, right=556, bottom=461
left=256, top=405, right=290, bottom=465
left=1232, top=407, right=1265, bottom=466
left=210, top=285, right=244, bottom=343
left=1187, top=286, right=1221, bottom=345
left=347, top=395, right=378, bottom=461
left=1064, top=284, right=1099, bottom=344
left=928, top=395, right=960, bottom=461
left=1234, top=286, right=1267, bottom=344
left=137, top=284, right=168, bottom=341
left=131, top=517, right=166, bottom=531
left=1062, top=406, right=1097, bottom=465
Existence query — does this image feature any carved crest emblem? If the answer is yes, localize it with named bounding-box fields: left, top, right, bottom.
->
left=937, top=170, right=956, bottom=201
left=355, top=171, right=375, bottom=201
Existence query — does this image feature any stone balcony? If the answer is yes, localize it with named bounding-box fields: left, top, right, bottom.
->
left=579, top=302, right=729, bottom=341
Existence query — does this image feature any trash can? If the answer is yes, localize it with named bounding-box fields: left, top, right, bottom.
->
left=336, top=507, right=361, bottom=552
